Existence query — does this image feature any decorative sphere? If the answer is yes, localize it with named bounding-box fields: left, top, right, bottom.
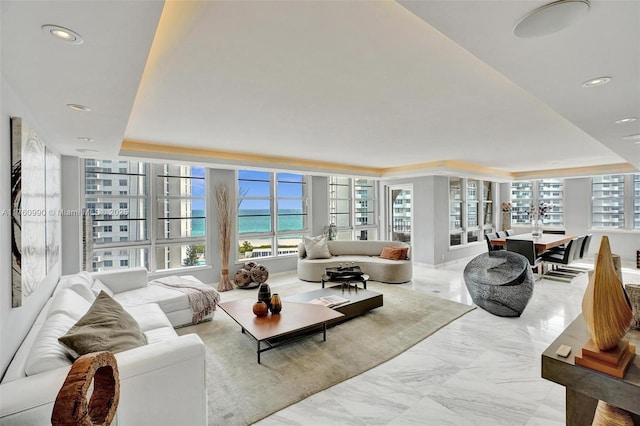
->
left=252, top=301, right=268, bottom=317
left=251, top=264, right=269, bottom=284
left=243, top=261, right=257, bottom=271
left=234, top=269, right=252, bottom=288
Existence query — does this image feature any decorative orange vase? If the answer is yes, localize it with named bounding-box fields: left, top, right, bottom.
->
left=252, top=301, right=268, bottom=317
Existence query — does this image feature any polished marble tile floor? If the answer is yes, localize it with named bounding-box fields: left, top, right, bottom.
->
left=257, top=259, right=640, bottom=426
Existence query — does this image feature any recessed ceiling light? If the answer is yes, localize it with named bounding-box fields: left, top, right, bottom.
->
left=514, top=0, right=590, bottom=38
left=622, top=134, right=640, bottom=140
left=41, top=25, right=83, bottom=45
left=78, top=137, right=95, bottom=142
left=67, top=104, right=91, bottom=112
left=76, top=148, right=99, bottom=154
left=581, top=77, right=612, bottom=88
left=615, top=117, right=637, bottom=124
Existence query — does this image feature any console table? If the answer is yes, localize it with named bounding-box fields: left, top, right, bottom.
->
left=541, top=315, right=640, bottom=425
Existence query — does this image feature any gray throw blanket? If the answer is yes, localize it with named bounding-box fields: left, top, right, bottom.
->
left=151, top=276, right=220, bottom=324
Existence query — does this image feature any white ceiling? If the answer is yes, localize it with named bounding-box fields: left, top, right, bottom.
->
left=2, top=0, right=638, bottom=179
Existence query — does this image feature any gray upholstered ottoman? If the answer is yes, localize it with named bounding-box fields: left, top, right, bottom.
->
left=463, top=251, right=534, bottom=317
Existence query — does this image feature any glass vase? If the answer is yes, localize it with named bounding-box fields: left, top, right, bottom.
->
left=531, top=219, right=543, bottom=238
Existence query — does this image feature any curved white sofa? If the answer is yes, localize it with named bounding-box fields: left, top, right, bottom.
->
left=0, top=268, right=210, bottom=425
left=297, top=240, right=412, bottom=284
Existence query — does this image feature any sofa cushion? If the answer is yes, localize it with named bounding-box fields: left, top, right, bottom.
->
left=58, top=291, right=148, bottom=358
left=24, top=313, right=75, bottom=376
left=113, top=284, right=190, bottom=314
left=125, top=303, right=174, bottom=332
left=304, top=236, right=332, bottom=259
left=380, top=246, right=409, bottom=260
left=144, top=327, right=178, bottom=344
left=91, top=278, right=114, bottom=297
left=54, top=271, right=94, bottom=299
left=47, top=289, right=93, bottom=321
left=68, top=282, right=97, bottom=303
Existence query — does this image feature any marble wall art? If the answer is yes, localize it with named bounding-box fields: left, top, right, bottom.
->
left=45, top=147, right=61, bottom=272
left=10, top=117, right=59, bottom=307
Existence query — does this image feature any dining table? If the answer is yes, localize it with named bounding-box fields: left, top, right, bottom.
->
left=491, top=232, right=576, bottom=255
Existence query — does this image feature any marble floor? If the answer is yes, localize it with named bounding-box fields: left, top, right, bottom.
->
left=256, top=259, right=640, bottom=426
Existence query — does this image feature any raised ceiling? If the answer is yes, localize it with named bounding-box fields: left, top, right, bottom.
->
left=2, top=0, right=638, bottom=179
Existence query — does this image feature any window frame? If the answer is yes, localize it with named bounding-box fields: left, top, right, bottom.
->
left=449, top=177, right=496, bottom=247
left=237, top=170, right=310, bottom=261
left=591, top=174, right=639, bottom=230
left=510, top=179, right=564, bottom=228
left=328, top=176, right=378, bottom=240
left=82, top=159, right=208, bottom=273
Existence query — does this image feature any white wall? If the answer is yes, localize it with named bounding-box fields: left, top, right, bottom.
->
left=1, top=75, right=62, bottom=376
left=61, top=156, right=82, bottom=275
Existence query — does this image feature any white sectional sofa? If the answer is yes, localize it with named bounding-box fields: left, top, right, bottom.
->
left=297, top=240, right=412, bottom=284
left=0, top=268, right=212, bottom=425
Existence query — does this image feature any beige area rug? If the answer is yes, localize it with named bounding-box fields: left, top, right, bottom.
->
left=177, top=280, right=475, bottom=426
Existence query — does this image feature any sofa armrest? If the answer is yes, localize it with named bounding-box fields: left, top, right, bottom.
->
left=91, top=266, right=148, bottom=294
left=0, top=334, right=207, bottom=425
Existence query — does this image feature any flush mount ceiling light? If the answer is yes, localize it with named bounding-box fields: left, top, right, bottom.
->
left=67, top=103, right=91, bottom=112
left=78, top=137, right=94, bottom=142
left=76, top=148, right=99, bottom=154
left=622, top=134, right=640, bottom=140
left=581, top=77, right=612, bottom=88
left=615, top=117, right=638, bottom=124
left=41, top=25, right=83, bottom=45
left=514, top=0, right=590, bottom=38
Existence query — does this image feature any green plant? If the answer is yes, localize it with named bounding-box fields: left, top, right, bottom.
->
left=183, top=244, right=199, bottom=266
left=239, top=240, right=254, bottom=254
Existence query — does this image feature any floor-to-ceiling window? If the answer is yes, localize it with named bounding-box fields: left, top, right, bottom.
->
left=237, top=170, right=308, bottom=260
left=83, top=159, right=206, bottom=272
left=591, top=174, right=640, bottom=230
left=450, top=177, right=496, bottom=247
left=511, top=179, right=564, bottom=228
left=328, top=176, right=378, bottom=240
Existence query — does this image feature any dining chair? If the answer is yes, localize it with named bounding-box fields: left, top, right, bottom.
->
left=496, top=231, right=507, bottom=238
left=505, top=229, right=515, bottom=236
left=506, top=239, right=543, bottom=279
left=571, top=235, right=586, bottom=261
left=580, top=234, right=593, bottom=259
left=484, top=233, right=502, bottom=252
left=540, top=238, right=581, bottom=282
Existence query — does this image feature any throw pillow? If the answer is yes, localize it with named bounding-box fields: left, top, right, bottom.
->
left=91, top=278, right=114, bottom=297
left=380, top=246, right=408, bottom=261
left=58, top=291, right=147, bottom=359
left=303, top=236, right=332, bottom=259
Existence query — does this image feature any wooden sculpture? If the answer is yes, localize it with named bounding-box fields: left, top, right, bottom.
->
left=582, top=236, right=633, bottom=351
left=216, top=184, right=235, bottom=292
left=51, top=351, right=119, bottom=426
left=576, top=236, right=635, bottom=379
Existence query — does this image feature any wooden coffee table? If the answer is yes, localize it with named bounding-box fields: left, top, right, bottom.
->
left=218, top=299, right=344, bottom=364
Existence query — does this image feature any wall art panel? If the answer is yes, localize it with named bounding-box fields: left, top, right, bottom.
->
left=10, top=117, right=51, bottom=307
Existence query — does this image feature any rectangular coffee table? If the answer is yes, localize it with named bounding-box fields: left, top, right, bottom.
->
left=218, top=299, right=344, bottom=364
left=284, top=285, right=383, bottom=325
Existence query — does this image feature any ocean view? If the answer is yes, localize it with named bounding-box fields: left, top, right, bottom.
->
left=190, top=209, right=303, bottom=239
left=238, top=209, right=303, bottom=234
